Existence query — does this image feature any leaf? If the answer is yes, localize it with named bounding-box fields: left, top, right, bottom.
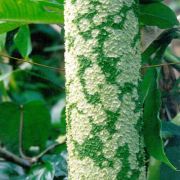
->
left=143, top=69, right=176, bottom=170
left=0, top=101, right=51, bottom=153
left=14, top=25, right=32, bottom=58
left=142, top=28, right=180, bottom=64
left=160, top=140, right=180, bottom=180
left=22, top=101, right=51, bottom=151
left=42, top=152, right=67, bottom=178
left=142, top=28, right=180, bottom=170
left=28, top=67, right=64, bottom=89
left=0, top=162, right=25, bottom=179
left=0, top=22, right=22, bottom=34
left=0, top=0, right=64, bottom=24
left=0, top=102, right=20, bottom=152
left=26, top=162, right=55, bottom=180
left=140, top=68, right=156, bottom=103
left=140, top=3, right=179, bottom=28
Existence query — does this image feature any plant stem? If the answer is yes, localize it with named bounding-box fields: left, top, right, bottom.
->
left=0, top=147, right=31, bottom=168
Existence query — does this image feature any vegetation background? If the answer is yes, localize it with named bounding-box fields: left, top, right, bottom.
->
left=0, top=0, right=179, bottom=179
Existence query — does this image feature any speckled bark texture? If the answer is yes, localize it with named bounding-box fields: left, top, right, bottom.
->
left=65, top=0, right=146, bottom=179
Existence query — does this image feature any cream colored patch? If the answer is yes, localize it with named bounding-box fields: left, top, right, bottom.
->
left=79, top=19, right=91, bottom=32
left=115, top=94, right=141, bottom=170
left=89, top=104, right=107, bottom=125
left=91, top=29, right=100, bottom=38
left=70, top=108, right=92, bottom=144
left=68, top=156, right=121, bottom=180
left=84, top=64, right=106, bottom=95
left=103, top=136, right=119, bottom=159
left=114, top=15, right=122, bottom=24
left=100, top=84, right=121, bottom=112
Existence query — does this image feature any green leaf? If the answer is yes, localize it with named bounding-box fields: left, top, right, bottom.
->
left=0, top=102, right=20, bottom=152
left=14, top=25, right=32, bottom=58
left=42, top=153, right=67, bottom=178
left=142, top=28, right=180, bottom=64
left=140, top=3, right=179, bottom=28
left=160, top=141, right=180, bottom=179
left=28, top=67, right=64, bottom=89
left=0, top=162, right=25, bottom=179
left=140, top=68, right=156, bottom=103
left=143, top=69, right=176, bottom=170
left=0, top=101, right=51, bottom=153
left=22, top=101, right=51, bottom=151
left=0, top=22, right=22, bottom=34
left=26, top=162, right=55, bottom=180
left=0, top=0, right=64, bottom=24
left=142, top=28, right=180, bottom=170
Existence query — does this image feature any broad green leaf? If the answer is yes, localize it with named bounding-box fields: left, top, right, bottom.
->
left=0, top=0, right=64, bottom=24
left=26, top=162, right=55, bottom=180
left=14, top=25, right=32, bottom=58
left=140, top=68, right=156, bottom=103
left=140, top=3, right=179, bottom=28
left=0, top=102, right=20, bottom=153
left=0, top=101, right=51, bottom=153
left=143, top=69, right=176, bottom=170
left=22, top=101, right=51, bottom=151
left=142, top=28, right=180, bottom=170
left=0, top=22, right=22, bottom=34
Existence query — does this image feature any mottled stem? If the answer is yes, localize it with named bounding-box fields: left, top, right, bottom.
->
left=65, top=0, right=146, bottom=179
